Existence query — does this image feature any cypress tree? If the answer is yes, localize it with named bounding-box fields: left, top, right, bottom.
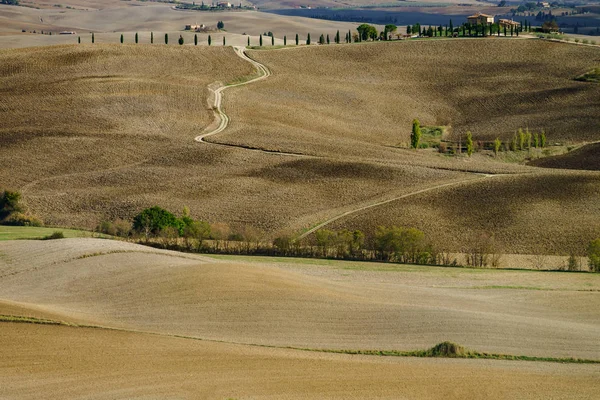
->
left=208, top=35, right=211, bottom=46
left=92, top=33, right=94, bottom=43
left=271, top=35, right=274, bottom=45
left=336, top=30, right=340, bottom=43
left=466, top=131, right=474, bottom=157
left=504, top=25, right=507, bottom=36
left=165, top=33, right=168, bottom=45
left=449, top=19, right=454, bottom=33
left=284, top=35, right=287, bottom=46
left=151, top=32, right=154, bottom=44
left=327, top=34, right=330, bottom=44
left=540, top=130, right=546, bottom=148
left=259, top=34, right=262, bottom=46
left=120, top=34, right=123, bottom=44
left=178, top=35, right=184, bottom=45
left=494, top=138, right=501, bottom=156
left=195, top=34, right=198, bottom=45
left=248, top=36, right=250, bottom=46
left=295, top=33, right=298, bottom=45
left=78, top=36, right=81, bottom=44
left=348, top=29, right=351, bottom=42
left=223, top=36, right=226, bottom=46
left=510, top=25, right=514, bottom=37
left=411, top=119, right=421, bottom=149
left=319, top=34, right=324, bottom=44
left=135, top=32, right=138, bottom=44
left=307, top=33, right=311, bottom=45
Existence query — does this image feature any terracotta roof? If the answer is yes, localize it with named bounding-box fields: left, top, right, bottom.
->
left=467, top=13, right=493, bottom=18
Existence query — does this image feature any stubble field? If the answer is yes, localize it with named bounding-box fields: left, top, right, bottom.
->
left=1, top=238, right=599, bottom=398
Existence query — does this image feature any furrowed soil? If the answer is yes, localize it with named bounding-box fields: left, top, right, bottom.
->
left=1, top=239, right=599, bottom=399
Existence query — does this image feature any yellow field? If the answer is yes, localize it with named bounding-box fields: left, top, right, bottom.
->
left=1, top=238, right=599, bottom=398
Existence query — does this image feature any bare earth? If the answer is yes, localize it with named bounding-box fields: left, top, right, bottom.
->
left=1, top=238, right=599, bottom=398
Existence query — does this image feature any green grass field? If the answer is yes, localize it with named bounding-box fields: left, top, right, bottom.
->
left=0, top=226, right=100, bottom=241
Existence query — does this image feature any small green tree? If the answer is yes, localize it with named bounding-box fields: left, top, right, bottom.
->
left=534, top=133, right=539, bottom=148
left=120, top=34, right=123, bottom=44
left=217, top=20, right=224, bottom=29
left=384, top=24, right=397, bottom=40
left=410, top=119, right=421, bottom=149
left=335, top=30, right=340, bottom=43
left=178, top=35, right=184, bottom=45
left=326, top=34, right=330, bottom=44
left=518, top=128, right=525, bottom=150
left=466, top=131, right=474, bottom=157
left=525, top=128, right=532, bottom=150
left=494, top=137, right=501, bottom=156
left=295, top=33, right=299, bottom=45
left=510, top=134, right=517, bottom=151
left=165, top=33, right=168, bottom=45
left=319, top=34, right=325, bottom=44
left=194, top=34, right=198, bottom=45
left=540, top=130, right=547, bottom=148
left=135, top=32, right=138, bottom=44
left=588, top=239, right=600, bottom=272
left=208, top=35, right=211, bottom=46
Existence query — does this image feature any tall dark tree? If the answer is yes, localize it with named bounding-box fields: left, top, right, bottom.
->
left=208, top=35, right=211, bottom=46
left=284, top=35, right=287, bottom=45
left=78, top=36, right=81, bottom=44
left=335, top=29, right=340, bottom=43
left=178, top=35, right=184, bottom=45
left=271, top=34, right=274, bottom=45
left=247, top=36, right=250, bottom=46
left=411, top=119, right=421, bottom=149
left=326, top=34, right=330, bottom=44
left=194, top=34, right=198, bottom=45
left=449, top=19, right=454, bottom=33
left=223, top=36, right=226, bottom=46
left=92, top=32, right=94, bottom=43
left=307, top=33, right=311, bottom=45
left=120, top=33, right=123, bottom=44
left=135, top=32, right=139, bottom=44
left=259, top=34, right=263, bottom=46
left=151, top=31, right=154, bottom=44
left=295, top=33, right=299, bottom=45
left=165, top=33, right=168, bottom=44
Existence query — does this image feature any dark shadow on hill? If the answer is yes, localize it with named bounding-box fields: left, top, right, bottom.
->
left=529, top=143, right=600, bottom=171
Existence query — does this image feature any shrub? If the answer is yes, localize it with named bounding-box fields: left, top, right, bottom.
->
left=588, top=239, right=600, bottom=272
left=3, top=212, right=43, bottom=227
left=133, top=206, right=184, bottom=238
left=42, top=231, right=64, bottom=240
left=465, top=131, right=473, bottom=157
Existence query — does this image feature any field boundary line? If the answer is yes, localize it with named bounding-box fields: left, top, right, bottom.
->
left=296, top=174, right=499, bottom=240
left=2, top=313, right=597, bottom=364
left=195, top=46, right=307, bottom=157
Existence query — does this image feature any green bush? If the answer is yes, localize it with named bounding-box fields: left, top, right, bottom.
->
left=588, top=239, right=600, bottom=272
left=42, top=231, right=65, bottom=240
left=133, top=206, right=184, bottom=237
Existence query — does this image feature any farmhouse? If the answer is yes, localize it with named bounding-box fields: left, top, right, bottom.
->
left=185, top=24, right=202, bottom=31
left=467, top=13, right=494, bottom=25
left=217, top=1, right=232, bottom=7
left=498, top=19, right=521, bottom=28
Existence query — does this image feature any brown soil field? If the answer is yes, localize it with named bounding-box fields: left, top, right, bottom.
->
left=1, top=238, right=599, bottom=398
left=4, top=323, right=600, bottom=400
left=1, top=239, right=599, bottom=359
left=2, top=44, right=473, bottom=234
left=326, top=170, right=600, bottom=255
left=529, top=142, right=600, bottom=171
left=223, top=40, right=600, bottom=154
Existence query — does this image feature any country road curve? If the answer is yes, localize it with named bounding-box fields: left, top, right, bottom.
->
left=195, top=46, right=307, bottom=157
left=296, top=173, right=500, bottom=240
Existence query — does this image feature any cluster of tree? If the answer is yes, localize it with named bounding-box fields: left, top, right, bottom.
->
left=1, top=0, right=19, bottom=5
left=0, top=190, right=42, bottom=227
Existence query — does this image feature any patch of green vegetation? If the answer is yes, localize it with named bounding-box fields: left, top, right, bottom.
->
left=575, top=67, right=600, bottom=83
left=307, top=341, right=600, bottom=364
left=418, top=125, right=446, bottom=148
left=0, top=225, right=102, bottom=241
left=248, top=45, right=294, bottom=50
left=0, top=314, right=74, bottom=326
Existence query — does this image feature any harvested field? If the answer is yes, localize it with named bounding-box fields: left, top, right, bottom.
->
left=1, top=238, right=599, bottom=358
left=4, top=322, right=600, bottom=400
left=1, top=238, right=599, bottom=398
left=529, top=142, right=600, bottom=171
left=220, top=40, right=600, bottom=157
left=326, top=170, right=600, bottom=255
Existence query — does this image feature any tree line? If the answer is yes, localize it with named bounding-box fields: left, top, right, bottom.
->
left=94, top=205, right=600, bottom=272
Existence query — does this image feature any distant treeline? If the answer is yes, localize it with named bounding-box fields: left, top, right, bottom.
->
left=95, top=205, right=600, bottom=272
